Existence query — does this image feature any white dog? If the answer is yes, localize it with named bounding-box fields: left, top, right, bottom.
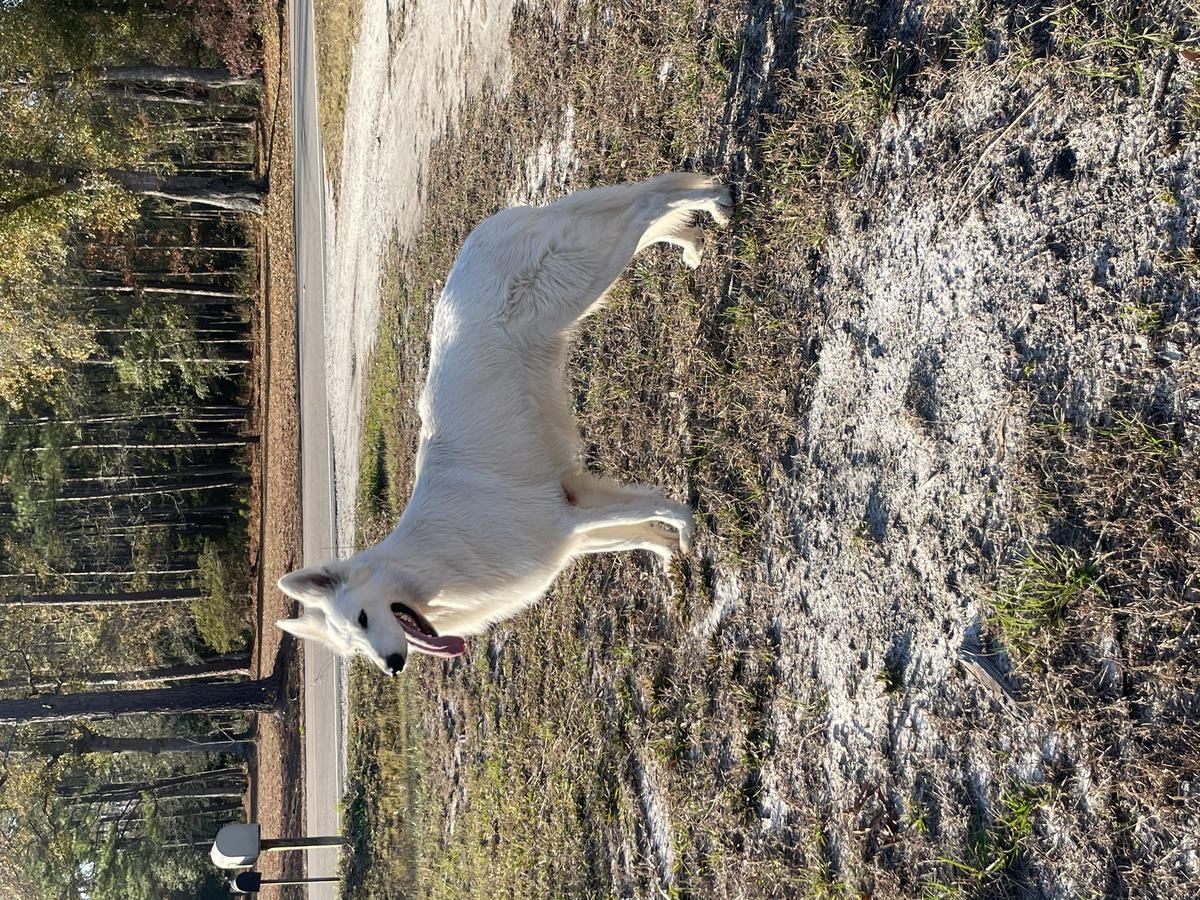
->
left=277, top=173, right=731, bottom=675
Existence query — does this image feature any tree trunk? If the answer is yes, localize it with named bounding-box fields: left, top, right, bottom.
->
left=0, top=180, right=80, bottom=216
left=63, top=766, right=244, bottom=797
left=0, top=568, right=199, bottom=581
left=36, top=473, right=245, bottom=504
left=72, top=782, right=245, bottom=806
left=109, top=169, right=264, bottom=214
left=0, top=654, right=250, bottom=692
left=97, top=66, right=262, bottom=88
left=58, top=464, right=244, bottom=485
left=65, top=766, right=246, bottom=804
left=0, top=587, right=201, bottom=607
left=105, top=85, right=257, bottom=112
left=65, top=283, right=242, bottom=298
left=29, top=435, right=257, bottom=451
left=2, top=408, right=247, bottom=427
left=0, top=158, right=264, bottom=215
left=0, top=678, right=278, bottom=725
left=30, top=731, right=253, bottom=757
left=130, top=244, right=252, bottom=252
left=100, top=799, right=244, bottom=823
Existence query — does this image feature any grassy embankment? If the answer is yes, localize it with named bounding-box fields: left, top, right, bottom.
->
left=338, top=3, right=1198, bottom=898
left=312, top=0, right=365, bottom=199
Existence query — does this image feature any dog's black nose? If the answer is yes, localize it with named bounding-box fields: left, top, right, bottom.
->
left=385, top=653, right=406, bottom=675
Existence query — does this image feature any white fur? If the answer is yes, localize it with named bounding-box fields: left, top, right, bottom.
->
left=278, top=172, right=732, bottom=674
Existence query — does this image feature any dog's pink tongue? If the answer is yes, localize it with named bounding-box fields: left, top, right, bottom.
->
left=400, top=621, right=466, bottom=658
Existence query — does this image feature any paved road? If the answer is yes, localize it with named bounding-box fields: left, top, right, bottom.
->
left=290, top=0, right=346, bottom=895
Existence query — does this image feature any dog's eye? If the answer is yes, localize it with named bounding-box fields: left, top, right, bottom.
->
left=358, top=610, right=368, bottom=629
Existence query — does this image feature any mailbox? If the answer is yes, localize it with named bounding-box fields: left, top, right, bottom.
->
left=231, top=871, right=264, bottom=893
left=211, top=822, right=261, bottom=869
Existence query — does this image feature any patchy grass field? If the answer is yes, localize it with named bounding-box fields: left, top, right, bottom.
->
left=340, top=2, right=1199, bottom=897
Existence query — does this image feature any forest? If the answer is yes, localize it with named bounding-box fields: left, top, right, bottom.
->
left=0, top=2, right=270, bottom=897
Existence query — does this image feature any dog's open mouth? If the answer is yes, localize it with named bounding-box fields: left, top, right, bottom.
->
left=391, top=602, right=466, bottom=658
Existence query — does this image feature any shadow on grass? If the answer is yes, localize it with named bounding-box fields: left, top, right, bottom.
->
left=361, top=426, right=391, bottom=524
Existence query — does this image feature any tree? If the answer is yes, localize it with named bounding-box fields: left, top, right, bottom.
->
left=62, top=766, right=245, bottom=804
left=0, top=679, right=278, bottom=725
left=0, top=588, right=202, bottom=607
left=1, top=159, right=264, bottom=216
left=27, top=730, right=253, bottom=758
left=0, top=653, right=249, bottom=691
left=95, top=66, right=261, bottom=88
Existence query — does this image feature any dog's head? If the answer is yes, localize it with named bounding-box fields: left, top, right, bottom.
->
left=275, top=560, right=466, bottom=676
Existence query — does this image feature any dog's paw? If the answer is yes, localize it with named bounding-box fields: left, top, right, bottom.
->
left=707, top=185, right=733, bottom=228
left=675, top=225, right=705, bottom=268
left=677, top=510, right=695, bottom=554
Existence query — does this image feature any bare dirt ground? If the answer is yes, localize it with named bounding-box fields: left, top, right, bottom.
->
left=246, top=3, right=306, bottom=894
left=336, top=2, right=1199, bottom=898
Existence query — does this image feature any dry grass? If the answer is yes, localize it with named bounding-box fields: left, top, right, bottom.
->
left=312, top=0, right=366, bottom=200
left=979, top=391, right=1200, bottom=897
left=338, top=1, right=1200, bottom=897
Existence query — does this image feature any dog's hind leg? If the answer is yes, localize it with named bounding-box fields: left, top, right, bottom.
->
left=575, top=523, right=681, bottom=560
left=564, top=472, right=694, bottom=551
left=503, top=173, right=732, bottom=340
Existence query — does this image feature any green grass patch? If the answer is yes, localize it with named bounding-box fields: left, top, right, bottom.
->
left=341, top=663, right=429, bottom=897
left=989, top=545, right=1103, bottom=658
left=927, top=784, right=1049, bottom=898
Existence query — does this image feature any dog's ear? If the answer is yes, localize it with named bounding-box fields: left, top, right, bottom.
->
left=275, top=610, right=334, bottom=646
left=278, top=564, right=340, bottom=608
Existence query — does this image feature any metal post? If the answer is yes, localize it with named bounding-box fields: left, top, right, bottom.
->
left=259, top=835, right=347, bottom=852
left=231, top=871, right=342, bottom=892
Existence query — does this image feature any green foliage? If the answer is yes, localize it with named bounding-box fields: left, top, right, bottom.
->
left=342, top=669, right=429, bottom=897
left=0, top=0, right=196, bottom=72
left=0, top=0, right=245, bottom=409
left=0, top=755, right=229, bottom=900
left=192, top=538, right=250, bottom=653
left=0, top=2, right=161, bottom=407
left=989, top=545, right=1103, bottom=657
left=0, top=184, right=137, bottom=407
left=112, top=303, right=229, bottom=400
left=929, top=784, right=1049, bottom=897
left=0, top=754, right=102, bottom=895
left=89, top=798, right=227, bottom=900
